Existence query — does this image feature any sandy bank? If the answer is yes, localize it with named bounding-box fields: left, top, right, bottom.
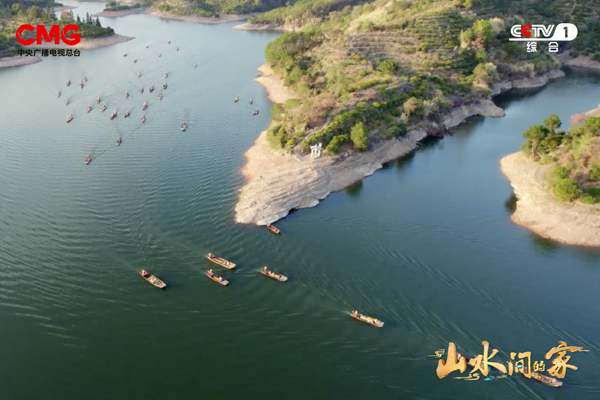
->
left=94, top=8, right=144, bottom=17
left=501, top=152, right=600, bottom=247
left=0, top=55, right=42, bottom=69
left=558, top=51, right=600, bottom=71
left=233, top=22, right=290, bottom=32
left=254, top=64, right=296, bottom=103
left=145, top=10, right=259, bottom=24
left=31, top=34, right=134, bottom=50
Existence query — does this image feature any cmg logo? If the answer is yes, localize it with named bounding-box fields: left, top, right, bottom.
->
left=16, top=24, right=81, bottom=46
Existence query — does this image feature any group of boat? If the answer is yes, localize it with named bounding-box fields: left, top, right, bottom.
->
left=234, top=96, right=259, bottom=114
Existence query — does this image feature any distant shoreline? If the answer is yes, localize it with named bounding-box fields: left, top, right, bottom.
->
left=31, top=34, right=135, bottom=50
left=94, top=7, right=145, bottom=17
left=145, top=10, right=260, bottom=25
left=0, top=55, right=42, bottom=69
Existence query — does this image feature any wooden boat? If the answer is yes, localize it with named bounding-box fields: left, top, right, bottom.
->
left=85, top=155, right=92, bottom=165
left=350, top=310, right=384, bottom=327
left=139, top=270, right=166, bottom=289
left=142, top=102, right=148, bottom=110
left=66, top=114, right=73, bottom=123
left=110, top=111, right=117, bottom=120
left=141, top=115, right=146, bottom=123
left=261, top=266, right=288, bottom=282
left=65, top=100, right=69, bottom=106
left=116, top=137, right=122, bottom=146
left=80, top=82, right=84, bottom=88
left=532, top=372, right=563, bottom=388
left=100, top=105, right=106, bottom=112
left=253, top=109, right=259, bottom=115
left=66, top=80, right=70, bottom=87
left=163, top=82, right=167, bottom=89
left=123, top=53, right=127, bottom=57
left=167, top=40, right=170, bottom=44
left=57, top=90, right=61, bottom=97
left=145, top=45, right=149, bottom=48
left=137, top=72, right=141, bottom=78
left=164, top=73, right=168, bottom=78
left=124, top=110, right=130, bottom=118
left=249, top=98, right=253, bottom=104
left=125, top=91, right=129, bottom=98
left=140, top=87, right=144, bottom=94
left=83, top=77, right=87, bottom=82
left=176, top=47, right=179, bottom=51
left=158, top=53, right=161, bottom=57
left=87, top=106, right=92, bottom=113
left=134, top=59, right=137, bottom=63
left=266, top=224, right=280, bottom=234
left=234, top=96, right=239, bottom=102
left=158, top=93, right=163, bottom=100
left=206, top=269, right=228, bottom=286
left=194, top=64, right=197, bottom=68
left=96, top=97, right=101, bottom=104
left=149, top=85, right=154, bottom=92
left=206, top=253, right=236, bottom=269
left=181, top=122, right=187, bottom=132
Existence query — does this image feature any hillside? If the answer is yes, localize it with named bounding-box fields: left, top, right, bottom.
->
left=252, top=0, right=599, bottom=157
left=137, top=0, right=293, bottom=17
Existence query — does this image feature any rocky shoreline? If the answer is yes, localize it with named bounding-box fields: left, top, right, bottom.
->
left=501, top=152, right=600, bottom=247
left=31, top=34, right=135, bottom=50
left=146, top=10, right=259, bottom=24
left=0, top=55, right=42, bottom=69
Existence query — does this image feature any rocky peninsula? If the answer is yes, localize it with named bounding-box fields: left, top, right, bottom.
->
left=501, top=152, right=600, bottom=247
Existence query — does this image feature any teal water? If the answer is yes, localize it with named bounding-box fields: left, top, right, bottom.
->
left=1, top=4, right=600, bottom=399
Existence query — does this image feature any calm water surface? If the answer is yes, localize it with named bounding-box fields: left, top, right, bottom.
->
left=1, top=4, right=600, bottom=399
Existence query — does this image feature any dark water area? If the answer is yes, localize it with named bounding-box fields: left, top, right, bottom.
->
left=1, top=4, right=600, bottom=399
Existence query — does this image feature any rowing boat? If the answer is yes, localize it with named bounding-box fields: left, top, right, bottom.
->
left=261, top=266, right=287, bottom=282
left=350, top=310, right=384, bottom=327
left=266, top=224, right=280, bottom=234
left=139, top=270, right=166, bottom=289
left=206, top=253, right=235, bottom=269
left=206, top=269, right=228, bottom=286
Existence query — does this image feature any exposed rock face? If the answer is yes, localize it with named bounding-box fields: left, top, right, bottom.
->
left=491, top=69, right=565, bottom=96
left=500, top=152, right=600, bottom=247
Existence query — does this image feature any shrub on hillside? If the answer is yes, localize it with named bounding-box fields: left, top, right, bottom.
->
left=554, top=178, right=581, bottom=201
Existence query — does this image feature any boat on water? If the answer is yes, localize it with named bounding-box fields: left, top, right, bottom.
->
left=85, top=155, right=92, bottom=165
left=206, top=253, right=236, bottom=269
left=164, top=72, right=168, bottom=78
left=158, top=92, right=163, bottom=100
left=167, top=40, right=170, bottom=44
left=134, top=59, right=137, bottom=63
left=139, top=270, right=166, bottom=289
left=141, top=115, right=146, bottom=123
left=125, top=91, right=129, bottom=98
left=261, top=266, right=288, bottom=282
left=350, top=310, right=384, bottom=327
left=163, top=82, right=167, bottom=89
left=234, top=96, right=239, bottom=102
left=206, top=269, right=228, bottom=286
left=137, top=72, right=141, bottom=78
left=66, top=114, right=73, bottom=123
left=181, top=122, right=187, bottom=132
left=83, top=76, right=87, bottom=82
left=253, top=109, right=259, bottom=115
left=80, top=82, right=84, bottom=88
left=249, top=98, right=253, bottom=104
left=110, top=111, right=117, bottom=120
left=101, top=105, right=106, bottom=112
left=66, top=80, right=70, bottom=87
left=531, top=372, right=563, bottom=388
left=158, top=53, right=161, bottom=57
left=65, top=99, right=69, bottom=106
left=194, top=64, right=197, bottom=68
left=57, top=90, right=61, bottom=97
left=142, top=102, right=148, bottom=110
left=86, top=106, right=92, bottom=113
left=116, top=137, right=122, bottom=146
left=124, top=110, right=130, bottom=118
left=149, top=85, right=154, bottom=92
left=96, top=97, right=101, bottom=104
left=123, top=53, right=127, bottom=57
left=176, top=47, right=179, bottom=51
left=266, top=224, right=280, bottom=234
left=145, top=45, right=149, bottom=48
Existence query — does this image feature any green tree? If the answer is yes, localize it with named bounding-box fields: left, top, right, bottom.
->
left=350, top=122, right=369, bottom=151
left=543, top=114, right=562, bottom=133
left=11, top=3, right=20, bottom=14
left=554, top=178, right=581, bottom=201
left=377, top=59, right=399, bottom=75
left=522, top=124, right=549, bottom=157
left=546, top=165, right=571, bottom=187
left=589, top=164, right=600, bottom=181
left=403, top=97, right=420, bottom=118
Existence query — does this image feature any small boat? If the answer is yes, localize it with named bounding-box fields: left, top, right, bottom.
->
left=141, top=115, right=146, bottom=123
left=65, top=100, right=70, bottom=106
left=139, top=270, right=166, bottom=289
left=176, top=47, right=179, bottom=51
left=234, top=96, right=239, bottom=102
left=123, top=53, right=127, bottom=57
left=83, top=76, right=87, bottom=82
left=125, top=91, right=129, bottom=98
left=86, top=106, right=92, bottom=113
left=110, top=111, right=117, bottom=120
left=85, top=155, right=92, bottom=165
left=163, top=82, right=167, bottom=89
left=100, top=105, right=106, bottom=112
left=140, top=87, right=144, bottom=94
left=249, top=98, right=253, bottom=104
left=149, top=85, right=154, bottom=92
left=57, top=90, right=61, bottom=97
left=532, top=372, right=563, bottom=388
left=194, top=64, right=197, bottom=68
left=137, top=72, right=141, bottom=78
left=206, top=269, right=228, bottom=286
left=124, top=110, right=130, bottom=118
left=350, top=310, right=384, bottom=327
left=66, top=80, right=70, bottom=87
left=134, top=59, right=137, bottom=63
left=158, top=92, right=163, bottom=100
left=142, top=102, right=148, bottom=110
left=167, top=40, right=171, bottom=44
left=181, top=122, right=187, bottom=132
left=261, top=266, right=288, bottom=282
left=116, top=137, right=122, bottom=146
left=66, top=114, right=73, bottom=123
left=145, top=45, right=149, bottom=48
left=206, top=253, right=235, bottom=269
left=265, top=224, right=280, bottom=234
left=164, top=73, right=168, bottom=78
left=158, top=53, right=161, bottom=57
left=80, top=82, right=84, bottom=88
left=96, top=97, right=101, bottom=104
left=252, top=109, right=259, bottom=115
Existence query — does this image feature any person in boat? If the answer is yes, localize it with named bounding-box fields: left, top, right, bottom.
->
left=57, top=91, right=61, bottom=97
left=176, top=47, right=179, bottom=51
left=249, top=98, right=253, bottom=104
left=65, top=100, right=70, bottom=105
left=97, top=97, right=101, bottom=103
left=134, top=59, right=137, bottom=63
left=138, top=73, right=141, bottom=78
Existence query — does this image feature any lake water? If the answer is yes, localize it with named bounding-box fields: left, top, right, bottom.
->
left=1, top=4, right=600, bottom=399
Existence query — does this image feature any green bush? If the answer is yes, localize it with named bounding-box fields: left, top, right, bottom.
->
left=580, top=194, right=596, bottom=204
left=589, top=164, right=600, bottom=181
left=350, top=122, right=369, bottom=151
left=554, top=178, right=581, bottom=201
left=546, top=165, right=571, bottom=187
left=592, top=53, right=600, bottom=62
left=585, top=187, right=600, bottom=197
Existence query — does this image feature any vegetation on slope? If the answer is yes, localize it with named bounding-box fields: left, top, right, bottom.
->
left=520, top=111, right=600, bottom=204
left=139, top=0, right=295, bottom=18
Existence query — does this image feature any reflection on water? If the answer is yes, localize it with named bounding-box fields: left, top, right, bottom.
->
left=530, top=233, right=561, bottom=254
left=504, top=193, right=518, bottom=213
left=345, top=181, right=363, bottom=198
